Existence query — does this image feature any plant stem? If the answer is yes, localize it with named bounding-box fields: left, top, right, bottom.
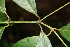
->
left=41, top=22, right=53, bottom=29
left=35, top=14, right=40, bottom=20
left=39, top=24, right=43, bottom=32
left=53, top=30, right=68, bottom=47
left=0, top=21, right=38, bottom=23
left=40, top=2, right=70, bottom=21
left=5, top=12, right=10, bottom=21
left=47, top=30, right=52, bottom=36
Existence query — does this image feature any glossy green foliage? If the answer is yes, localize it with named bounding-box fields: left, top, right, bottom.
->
left=0, top=0, right=7, bottom=21
left=13, top=0, right=37, bottom=15
left=0, top=26, right=5, bottom=39
left=59, top=23, right=70, bottom=42
left=37, top=31, right=52, bottom=47
left=0, top=0, right=7, bottom=39
left=0, top=0, right=6, bottom=13
left=12, top=36, right=39, bottom=47
left=12, top=31, right=52, bottom=47
left=0, top=12, right=7, bottom=21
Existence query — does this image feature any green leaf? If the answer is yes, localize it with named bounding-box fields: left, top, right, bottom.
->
left=0, top=0, right=7, bottom=21
left=59, top=23, right=70, bottom=42
left=0, top=12, right=7, bottom=21
left=13, top=0, right=37, bottom=15
left=0, top=0, right=6, bottom=13
left=12, top=36, right=39, bottom=47
left=12, top=31, right=52, bottom=47
left=0, top=0, right=7, bottom=39
left=0, top=26, right=5, bottom=39
left=37, top=31, right=52, bottom=47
